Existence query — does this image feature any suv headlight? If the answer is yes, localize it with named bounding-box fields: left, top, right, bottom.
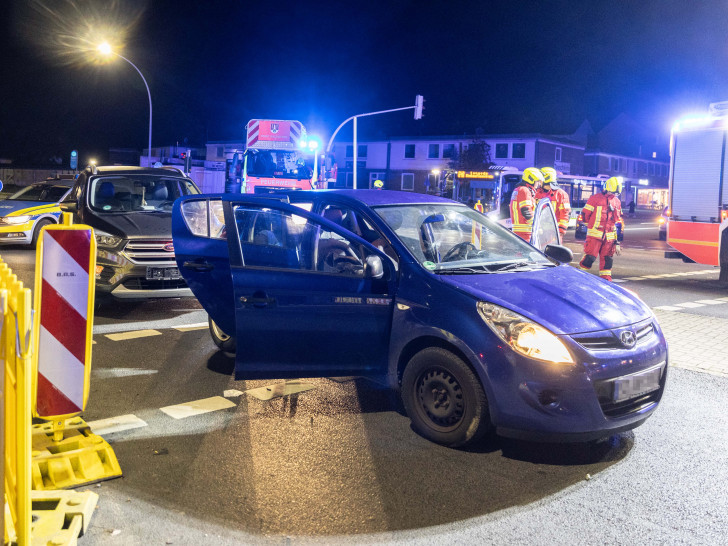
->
left=95, top=231, right=123, bottom=248
left=1, top=215, right=31, bottom=225
left=477, top=302, right=574, bottom=364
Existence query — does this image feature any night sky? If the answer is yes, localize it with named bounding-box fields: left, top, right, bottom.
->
left=2, top=0, right=728, bottom=166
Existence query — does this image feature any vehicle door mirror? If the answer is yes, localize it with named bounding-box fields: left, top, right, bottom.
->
left=543, top=244, right=573, bottom=264
left=365, top=254, right=385, bottom=279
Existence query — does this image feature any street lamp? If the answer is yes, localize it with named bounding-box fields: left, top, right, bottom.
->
left=308, top=138, right=320, bottom=188
left=97, top=41, right=152, bottom=165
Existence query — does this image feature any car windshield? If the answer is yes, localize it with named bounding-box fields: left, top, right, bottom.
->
left=7, top=184, right=70, bottom=202
left=372, top=204, right=553, bottom=273
left=89, top=175, right=199, bottom=213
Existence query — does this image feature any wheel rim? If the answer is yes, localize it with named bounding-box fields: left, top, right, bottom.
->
left=210, top=320, right=230, bottom=342
left=414, top=367, right=465, bottom=431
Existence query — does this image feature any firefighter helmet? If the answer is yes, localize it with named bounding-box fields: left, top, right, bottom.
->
left=540, top=167, right=558, bottom=187
left=522, top=167, right=544, bottom=186
left=605, top=176, right=622, bottom=193
left=373, top=179, right=384, bottom=189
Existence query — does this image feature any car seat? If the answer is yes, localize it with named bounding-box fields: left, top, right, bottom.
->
left=96, top=181, right=120, bottom=210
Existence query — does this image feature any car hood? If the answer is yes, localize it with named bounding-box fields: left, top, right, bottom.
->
left=87, top=211, right=174, bottom=239
left=0, top=200, right=56, bottom=215
left=439, top=265, right=652, bottom=334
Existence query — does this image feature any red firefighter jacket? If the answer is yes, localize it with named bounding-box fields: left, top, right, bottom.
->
left=581, top=192, right=623, bottom=241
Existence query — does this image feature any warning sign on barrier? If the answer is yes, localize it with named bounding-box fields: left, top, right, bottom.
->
left=33, top=226, right=96, bottom=420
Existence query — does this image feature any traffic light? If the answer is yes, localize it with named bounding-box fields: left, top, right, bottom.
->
left=179, top=151, right=187, bottom=159
left=184, top=149, right=192, bottom=172
left=414, top=94, right=424, bottom=120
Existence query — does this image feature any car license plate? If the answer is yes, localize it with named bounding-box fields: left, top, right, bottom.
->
left=146, top=266, right=181, bottom=281
left=613, top=364, right=663, bottom=403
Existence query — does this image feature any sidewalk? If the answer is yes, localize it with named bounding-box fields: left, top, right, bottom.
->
left=653, top=309, right=728, bottom=378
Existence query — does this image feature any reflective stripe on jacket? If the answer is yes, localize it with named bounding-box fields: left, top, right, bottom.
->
left=581, top=193, right=623, bottom=239
left=510, top=185, right=536, bottom=234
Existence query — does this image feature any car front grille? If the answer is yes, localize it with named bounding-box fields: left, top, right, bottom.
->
left=572, top=322, right=655, bottom=351
left=121, top=278, right=188, bottom=290
left=123, top=239, right=177, bottom=264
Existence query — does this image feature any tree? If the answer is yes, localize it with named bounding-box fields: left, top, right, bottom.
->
left=448, top=138, right=493, bottom=171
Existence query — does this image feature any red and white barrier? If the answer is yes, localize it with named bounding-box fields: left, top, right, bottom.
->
left=34, top=227, right=96, bottom=419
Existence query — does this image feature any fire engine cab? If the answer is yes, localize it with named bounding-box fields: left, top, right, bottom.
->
left=227, top=119, right=314, bottom=194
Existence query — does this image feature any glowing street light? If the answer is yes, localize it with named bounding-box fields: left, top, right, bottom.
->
left=97, top=41, right=152, bottom=165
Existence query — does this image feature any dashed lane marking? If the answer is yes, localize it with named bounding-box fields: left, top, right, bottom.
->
left=160, top=396, right=237, bottom=419
left=695, top=299, right=727, bottom=305
left=673, top=302, right=706, bottom=308
left=87, top=414, right=148, bottom=435
left=105, top=329, right=162, bottom=341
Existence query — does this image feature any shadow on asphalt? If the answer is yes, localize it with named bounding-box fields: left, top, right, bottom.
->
left=96, top=361, right=633, bottom=536
left=94, top=296, right=202, bottom=320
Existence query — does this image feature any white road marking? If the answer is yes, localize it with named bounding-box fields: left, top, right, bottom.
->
left=245, top=380, right=317, bottom=401
left=654, top=305, right=684, bottom=311
left=160, top=396, right=237, bottom=419
left=93, top=367, right=159, bottom=379
left=695, top=300, right=727, bottom=305
left=612, top=279, right=627, bottom=283
left=105, top=329, right=162, bottom=341
left=673, top=302, right=705, bottom=308
left=174, top=322, right=208, bottom=331
left=87, top=414, right=148, bottom=435
left=224, top=389, right=245, bottom=398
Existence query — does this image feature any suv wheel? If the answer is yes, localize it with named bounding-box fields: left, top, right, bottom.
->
left=209, top=316, right=236, bottom=354
left=401, top=347, right=490, bottom=448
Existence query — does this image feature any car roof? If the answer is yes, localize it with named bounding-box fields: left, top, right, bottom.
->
left=286, top=189, right=459, bottom=208
left=91, top=166, right=189, bottom=178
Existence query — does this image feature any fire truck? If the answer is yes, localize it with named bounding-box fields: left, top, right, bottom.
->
left=665, top=102, right=728, bottom=282
left=227, top=119, right=314, bottom=193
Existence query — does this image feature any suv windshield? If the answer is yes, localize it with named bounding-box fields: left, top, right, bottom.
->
left=8, top=184, right=70, bottom=202
left=372, top=204, right=552, bottom=273
left=89, top=175, right=199, bottom=213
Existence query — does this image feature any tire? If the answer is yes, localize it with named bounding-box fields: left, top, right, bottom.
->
left=401, top=347, right=490, bottom=448
left=209, top=316, right=236, bottom=354
left=30, top=219, right=53, bottom=249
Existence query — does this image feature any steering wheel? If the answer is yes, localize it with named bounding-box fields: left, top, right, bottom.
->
left=333, top=254, right=364, bottom=275
left=442, top=242, right=477, bottom=262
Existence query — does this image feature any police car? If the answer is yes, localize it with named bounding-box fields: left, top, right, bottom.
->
left=173, top=190, right=667, bottom=448
left=0, top=180, right=74, bottom=248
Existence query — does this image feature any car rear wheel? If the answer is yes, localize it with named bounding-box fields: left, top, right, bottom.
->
left=30, top=219, right=53, bottom=249
left=209, top=316, right=236, bottom=354
left=401, top=347, right=490, bottom=448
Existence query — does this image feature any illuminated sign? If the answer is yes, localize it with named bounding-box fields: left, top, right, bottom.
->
left=457, top=171, right=495, bottom=179
left=639, top=179, right=649, bottom=185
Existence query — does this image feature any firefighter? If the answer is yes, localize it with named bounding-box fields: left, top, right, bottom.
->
left=510, top=167, right=544, bottom=241
left=373, top=179, right=384, bottom=190
left=578, top=176, right=624, bottom=281
left=537, top=167, right=571, bottom=237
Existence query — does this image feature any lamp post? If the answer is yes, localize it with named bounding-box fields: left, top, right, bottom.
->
left=97, top=42, right=153, bottom=165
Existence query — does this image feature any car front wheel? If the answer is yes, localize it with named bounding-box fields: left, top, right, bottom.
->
left=209, top=316, right=236, bottom=354
left=401, top=347, right=490, bottom=448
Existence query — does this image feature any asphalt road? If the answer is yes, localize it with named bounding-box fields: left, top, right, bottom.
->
left=2, top=212, right=727, bottom=545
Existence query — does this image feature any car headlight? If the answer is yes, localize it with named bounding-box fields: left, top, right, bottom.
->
left=95, top=231, right=123, bottom=248
left=1, top=215, right=31, bottom=225
left=477, top=302, right=574, bottom=364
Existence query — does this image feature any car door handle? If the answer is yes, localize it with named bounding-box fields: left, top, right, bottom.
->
left=240, top=295, right=276, bottom=308
left=183, top=260, right=214, bottom=272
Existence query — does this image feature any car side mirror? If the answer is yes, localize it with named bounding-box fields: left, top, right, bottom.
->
left=59, top=201, right=78, bottom=213
left=544, top=244, right=573, bottom=264
left=365, top=255, right=385, bottom=279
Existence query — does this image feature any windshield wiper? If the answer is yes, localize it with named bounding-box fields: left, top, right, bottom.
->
left=491, top=261, right=553, bottom=272
left=436, top=265, right=493, bottom=275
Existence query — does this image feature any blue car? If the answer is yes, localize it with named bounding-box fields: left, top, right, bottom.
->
left=172, top=190, right=667, bottom=447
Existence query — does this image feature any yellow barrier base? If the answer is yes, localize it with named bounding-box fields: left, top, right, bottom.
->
left=31, top=418, right=122, bottom=490
left=30, top=489, right=98, bottom=546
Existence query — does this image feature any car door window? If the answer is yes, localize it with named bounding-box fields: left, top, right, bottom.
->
left=233, top=204, right=372, bottom=277
left=531, top=198, right=560, bottom=250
